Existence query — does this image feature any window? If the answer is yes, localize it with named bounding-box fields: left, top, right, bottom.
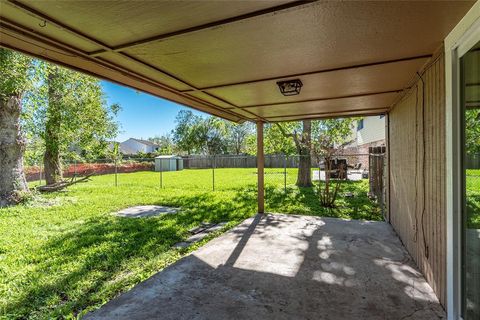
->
left=357, top=119, right=364, bottom=131
left=380, top=115, right=385, bottom=119
left=461, top=39, right=480, bottom=320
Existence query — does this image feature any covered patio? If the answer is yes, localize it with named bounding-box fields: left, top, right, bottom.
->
left=85, top=214, right=444, bottom=320
left=1, top=1, right=479, bottom=319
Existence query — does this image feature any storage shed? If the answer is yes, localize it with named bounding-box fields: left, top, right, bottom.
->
left=155, top=155, right=183, bottom=172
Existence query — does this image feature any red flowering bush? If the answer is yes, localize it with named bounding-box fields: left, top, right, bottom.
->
left=25, top=161, right=154, bottom=182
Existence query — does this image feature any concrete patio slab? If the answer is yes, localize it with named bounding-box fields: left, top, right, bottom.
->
left=115, top=205, right=179, bottom=218
left=313, top=170, right=364, bottom=181
left=86, top=214, right=445, bottom=320
left=173, top=222, right=228, bottom=249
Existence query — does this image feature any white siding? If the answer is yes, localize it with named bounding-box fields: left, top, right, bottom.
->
left=120, top=138, right=148, bottom=154
left=146, top=145, right=157, bottom=153
left=352, top=116, right=386, bottom=146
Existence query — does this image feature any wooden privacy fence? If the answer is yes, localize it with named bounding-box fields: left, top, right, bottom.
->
left=183, top=155, right=304, bottom=169
left=466, top=154, right=480, bottom=169
left=182, top=154, right=372, bottom=169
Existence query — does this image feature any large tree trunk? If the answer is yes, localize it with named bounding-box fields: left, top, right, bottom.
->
left=296, top=120, right=312, bottom=187
left=44, top=70, right=63, bottom=185
left=0, top=95, right=29, bottom=206
left=43, top=145, right=62, bottom=185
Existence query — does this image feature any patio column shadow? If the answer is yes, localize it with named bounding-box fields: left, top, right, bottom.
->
left=85, top=214, right=446, bottom=320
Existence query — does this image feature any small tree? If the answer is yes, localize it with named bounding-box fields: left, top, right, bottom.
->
left=26, top=63, right=119, bottom=185
left=311, top=118, right=356, bottom=207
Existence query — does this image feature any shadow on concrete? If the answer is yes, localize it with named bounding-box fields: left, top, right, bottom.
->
left=85, top=214, right=445, bottom=320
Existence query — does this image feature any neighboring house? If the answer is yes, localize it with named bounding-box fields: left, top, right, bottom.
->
left=346, top=115, right=386, bottom=150
left=341, top=115, right=386, bottom=169
left=119, top=138, right=160, bottom=155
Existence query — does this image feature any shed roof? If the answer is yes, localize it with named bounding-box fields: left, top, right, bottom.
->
left=155, top=155, right=181, bottom=159
left=0, top=0, right=475, bottom=122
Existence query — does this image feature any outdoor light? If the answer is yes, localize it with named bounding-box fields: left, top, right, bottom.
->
left=276, top=79, right=303, bottom=96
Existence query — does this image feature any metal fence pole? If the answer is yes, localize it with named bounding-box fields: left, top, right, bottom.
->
left=318, top=157, right=321, bottom=187
left=38, top=161, right=42, bottom=186
left=284, top=154, right=287, bottom=193
left=74, top=159, right=77, bottom=182
left=114, top=159, right=118, bottom=187
left=212, top=156, right=215, bottom=191
left=160, top=158, right=163, bottom=189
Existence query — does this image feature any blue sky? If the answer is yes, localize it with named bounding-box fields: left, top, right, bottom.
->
left=102, top=81, right=206, bottom=142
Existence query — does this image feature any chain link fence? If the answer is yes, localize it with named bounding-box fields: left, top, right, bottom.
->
left=25, top=155, right=368, bottom=185
left=25, top=154, right=381, bottom=184
left=24, top=152, right=386, bottom=212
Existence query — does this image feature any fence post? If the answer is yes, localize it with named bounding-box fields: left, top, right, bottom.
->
left=74, top=159, right=77, bottom=182
left=114, top=159, right=118, bottom=187
left=160, top=158, right=163, bottom=189
left=38, top=161, right=42, bottom=186
left=212, top=155, right=215, bottom=191
left=284, top=154, right=287, bottom=193
left=318, top=156, right=321, bottom=187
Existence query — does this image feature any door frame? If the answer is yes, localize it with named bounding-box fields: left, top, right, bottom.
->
left=445, top=3, right=480, bottom=319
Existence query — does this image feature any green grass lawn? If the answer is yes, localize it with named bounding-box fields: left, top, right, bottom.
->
left=0, top=169, right=380, bottom=319
left=467, top=169, right=480, bottom=229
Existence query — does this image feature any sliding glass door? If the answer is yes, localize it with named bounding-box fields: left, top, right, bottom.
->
left=461, top=39, right=480, bottom=320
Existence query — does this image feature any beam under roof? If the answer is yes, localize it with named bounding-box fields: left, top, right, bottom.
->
left=0, top=18, right=252, bottom=122
left=88, top=0, right=316, bottom=57
left=237, top=89, right=406, bottom=109
left=180, top=55, right=432, bottom=93
left=0, top=0, right=475, bottom=123
left=1, top=1, right=267, bottom=122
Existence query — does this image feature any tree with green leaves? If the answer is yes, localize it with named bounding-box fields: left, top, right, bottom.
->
left=172, top=110, right=202, bottom=155
left=225, top=121, right=253, bottom=155
left=26, top=63, right=119, bottom=185
left=0, top=49, right=34, bottom=206
left=245, top=123, right=294, bottom=156
left=275, top=118, right=355, bottom=190
left=466, top=109, right=480, bottom=155
left=172, top=111, right=233, bottom=155
left=148, top=134, right=174, bottom=155
left=276, top=120, right=313, bottom=187
left=203, top=117, right=228, bottom=155
left=311, top=118, right=356, bottom=207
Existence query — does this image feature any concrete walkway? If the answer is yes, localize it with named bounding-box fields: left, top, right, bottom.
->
left=86, top=214, right=445, bottom=320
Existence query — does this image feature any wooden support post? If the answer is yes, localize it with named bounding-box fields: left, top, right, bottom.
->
left=385, top=113, right=391, bottom=223
left=257, top=121, right=265, bottom=214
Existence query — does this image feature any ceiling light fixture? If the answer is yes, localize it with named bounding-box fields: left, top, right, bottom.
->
left=276, top=79, right=303, bottom=96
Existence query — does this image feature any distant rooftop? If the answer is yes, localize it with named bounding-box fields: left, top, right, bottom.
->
left=130, top=138, right=159, bottom=147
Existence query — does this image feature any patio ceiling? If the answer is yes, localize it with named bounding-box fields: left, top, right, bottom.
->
left=0, top=0, right=475, bottom=123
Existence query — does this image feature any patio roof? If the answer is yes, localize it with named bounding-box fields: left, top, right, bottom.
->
left=0, top=0, right=475, bottom=122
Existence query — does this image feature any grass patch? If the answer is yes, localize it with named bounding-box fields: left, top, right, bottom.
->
left=1, top=169, right=380, bottom=319
left=466, top=170, right=480, bottom=229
